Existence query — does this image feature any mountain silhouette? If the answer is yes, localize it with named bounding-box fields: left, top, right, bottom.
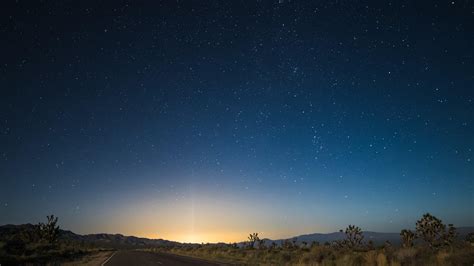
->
left=1, top=224, right=473, bottom=247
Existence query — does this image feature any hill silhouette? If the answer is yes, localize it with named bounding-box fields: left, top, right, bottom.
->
left=2, top=223, right=473, bottom=247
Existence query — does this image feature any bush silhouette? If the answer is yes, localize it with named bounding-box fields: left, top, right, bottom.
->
left=415, top=213, right=456, bottom=249
left=38, top=214, right=60, bottom=245
left=247, top=232, right=259, bottom=249
left=400, top=229, right=416, bottom=248
left=336, top=225, right=364, bottom=249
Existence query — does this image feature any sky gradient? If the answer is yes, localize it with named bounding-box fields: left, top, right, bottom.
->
left=1, top=1, right=473, bottom=243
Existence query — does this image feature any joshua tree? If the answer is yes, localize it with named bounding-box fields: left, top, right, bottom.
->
left=257, top=238, right=266, bottom=249
left=38, top=215, right=60, bottom=245
left=415, top=213, right=456, bottom=249
left=400, top=229, right=416, bottom=248
left=342, top=225, right=364, bottom=248
left=248, top=232, right=260, bottom=249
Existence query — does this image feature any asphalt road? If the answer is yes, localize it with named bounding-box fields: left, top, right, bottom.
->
left=102, top=250, right=224, bottom=266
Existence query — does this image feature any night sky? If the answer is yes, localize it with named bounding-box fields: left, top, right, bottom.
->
left=1, top=1, right=473, bottom=243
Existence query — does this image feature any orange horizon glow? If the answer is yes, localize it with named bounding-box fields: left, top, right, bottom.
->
left=83, top=228, right=324, bottom=244
left=136, top=231, right=251, bottom=243
left=66, top=193, right=332, bottom=244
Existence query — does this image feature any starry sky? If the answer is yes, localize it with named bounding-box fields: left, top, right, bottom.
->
left=1, top=1, right=473, bottom=243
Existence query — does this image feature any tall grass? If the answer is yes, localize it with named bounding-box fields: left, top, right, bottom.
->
left=150, top=241, right=474, bottom=265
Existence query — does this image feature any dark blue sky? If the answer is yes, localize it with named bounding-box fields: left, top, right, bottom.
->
left=1, top=0, right=473, bottom=242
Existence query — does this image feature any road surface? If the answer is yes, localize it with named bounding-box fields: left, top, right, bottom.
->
left=102, top=250, right=224, bottom=266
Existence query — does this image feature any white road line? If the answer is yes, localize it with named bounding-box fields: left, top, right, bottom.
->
left=101, top=251, right=117, bottom=266
left=157, top=262, right=163, bottom=264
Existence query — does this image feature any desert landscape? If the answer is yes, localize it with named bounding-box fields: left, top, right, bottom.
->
left=1, top=213, right=473, bottom=265
left=1, top=0, right=473, bottom=265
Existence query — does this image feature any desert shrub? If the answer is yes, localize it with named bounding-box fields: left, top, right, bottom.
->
left=416, top=213, right=457, bottom=249
left=4, top=239, right=27, bottom=255
left=38, top=215, right=60, bottom=245
left=155, top=218, right=474, bottom=266
left=400, top=229, right=416, bottom=248
left=335, top=225, right=364, bottom=250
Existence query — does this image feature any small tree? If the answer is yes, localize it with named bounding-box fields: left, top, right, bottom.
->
left=38, top=215, right=60, bottom=245
left=400, top=229, right=416, bottom=248
left=248, top=232, right=260, bottom=249
left=415, top=213, right=457, bottom=249
left=343, top=225, right=364, bottom=248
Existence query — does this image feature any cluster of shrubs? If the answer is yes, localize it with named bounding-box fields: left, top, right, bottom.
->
left=160, top=213, right=474, bottom=265
left=0, top=215, right=90, bottom=264
left=401, top=213, right=458, bottom=249
left=242, top=213, right=468, bottom=251
left=2, top=215, right=60, bottom=257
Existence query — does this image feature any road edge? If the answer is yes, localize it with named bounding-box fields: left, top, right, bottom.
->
left=101, top=251, right=117, bottom=266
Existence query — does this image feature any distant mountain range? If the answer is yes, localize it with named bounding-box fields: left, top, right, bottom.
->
left=1, top=223, right=473, bottom=247
left=263, top=227, right=474, bottom=246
